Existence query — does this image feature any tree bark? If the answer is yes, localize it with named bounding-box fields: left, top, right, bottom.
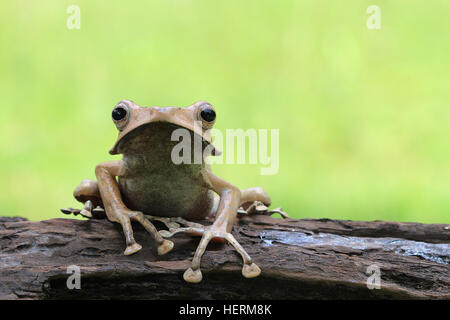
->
left=0, top=215, right=448, bottom=300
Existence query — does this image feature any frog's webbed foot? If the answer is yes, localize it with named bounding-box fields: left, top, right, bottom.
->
left=143, top=215, right=204, bottom=238
left=143, top=215, right=204, bottom=231
left=239, top=187, right=289, bottom=219
left=61, top=200, right=105, bottom=219
left=157, top=220, right=259, bottom=283
left=183, top=227, right=260, bottom=283
left=239, top=201, right=289, bottom=219
left=118, top=211, right=174, bottom=256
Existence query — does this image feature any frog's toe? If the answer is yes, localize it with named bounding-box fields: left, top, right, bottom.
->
left=183, top=267, right=203, bottom=283
left=60, top=208, right=81, bottom=216
left=79, top=200, right=93, bottom=218
left=242, top=202, right=289, bottom=219
left=266, top=207, right=289, bottom=219
left=242, top=262, right=261, bottom=278
left=221, top=232, right=262, bottom=279
left=80, top=208, right=93, bottom=218
left=157, top=239, right=174, bottom=255
left=158, top=226, right=205, bottom=239
left=158, top=229, right=172, bottom=238
left=144, top=215, right=180, bottom=229
left=124, top=243, right=142, bottom=256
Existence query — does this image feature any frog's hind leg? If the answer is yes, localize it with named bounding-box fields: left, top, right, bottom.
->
left=239, top=187, right=289, bottom=219
left=61, top=179, right=106, bottom=219
left=240, top=187, right=271, bottom=207
left=181, top=171, right=262, bottom=283
left=207, top=187, right=271, bottom=219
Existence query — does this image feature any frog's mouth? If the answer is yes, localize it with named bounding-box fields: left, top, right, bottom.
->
left=109, top=121, right=221, bottom=157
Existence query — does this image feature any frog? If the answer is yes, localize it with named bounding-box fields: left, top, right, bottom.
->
left=61, top=99, right=279, bottom=283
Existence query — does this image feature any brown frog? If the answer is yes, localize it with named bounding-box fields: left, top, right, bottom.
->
left=62, top=100, right=276, bottom=283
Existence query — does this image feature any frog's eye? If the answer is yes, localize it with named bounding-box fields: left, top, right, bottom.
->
left=197, top=103, right=216, bottom=129
left=112, top=107, right=127, bottom=121
left=200, top=108, right=216, bottom=122
left=112, top=103, right=130, bottom=130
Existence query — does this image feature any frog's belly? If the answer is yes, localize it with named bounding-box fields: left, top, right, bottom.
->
left=118, top=175, right=214, bottom=220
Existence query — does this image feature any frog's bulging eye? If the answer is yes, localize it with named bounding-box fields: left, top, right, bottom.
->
left=200, top=108, right=216, bottom=122
left=196, top=103, right=216, bottom=130
left=112, top=107, right=127, bottom=121
left=112, top=103, right=130, bottom=131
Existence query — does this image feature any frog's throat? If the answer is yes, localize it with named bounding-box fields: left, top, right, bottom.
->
left=109, top=121, right=222, bottom=156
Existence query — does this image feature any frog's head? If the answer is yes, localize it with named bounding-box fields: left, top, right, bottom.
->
left=109, top=100, right=220, bottom=156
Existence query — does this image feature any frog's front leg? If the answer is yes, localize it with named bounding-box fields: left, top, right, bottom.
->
left=95, top=161, right=174, bottom=256
left=182, top=170, right=260, bottom=283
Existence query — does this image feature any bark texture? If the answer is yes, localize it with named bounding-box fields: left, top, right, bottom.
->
left=0, top=215, right=448, bottom=300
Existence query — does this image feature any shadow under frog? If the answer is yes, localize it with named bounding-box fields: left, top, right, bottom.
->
left=62, top=100, right=279, bottom=283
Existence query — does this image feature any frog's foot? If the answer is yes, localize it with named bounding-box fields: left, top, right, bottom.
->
left=144, top=215, right=203, bottom=230
left=123, top=237, right=171, bottom=256
left=124, top=242, right=142, bottom=256
left=157, top=225, right=205, bottom=239
left=80, top=200, right=93, bottom=218
left=239, top=201, right=289, bottom=219
left=61, top=201, right=106, bottom=219
left=146, top=215, right=205, bottom=237
left=186, top=228, right=260, bottom=283
left=159, top=224, right=259, bottom=283
left=122, top=211, right=174, bottom=256
left=61, top=207, right=82, bottom=216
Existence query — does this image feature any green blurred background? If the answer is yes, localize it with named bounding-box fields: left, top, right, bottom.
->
left=0, top=0, right=449, bottom=223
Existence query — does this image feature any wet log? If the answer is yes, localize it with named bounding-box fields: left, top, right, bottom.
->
left=0, top=215, right=448, bottom=300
